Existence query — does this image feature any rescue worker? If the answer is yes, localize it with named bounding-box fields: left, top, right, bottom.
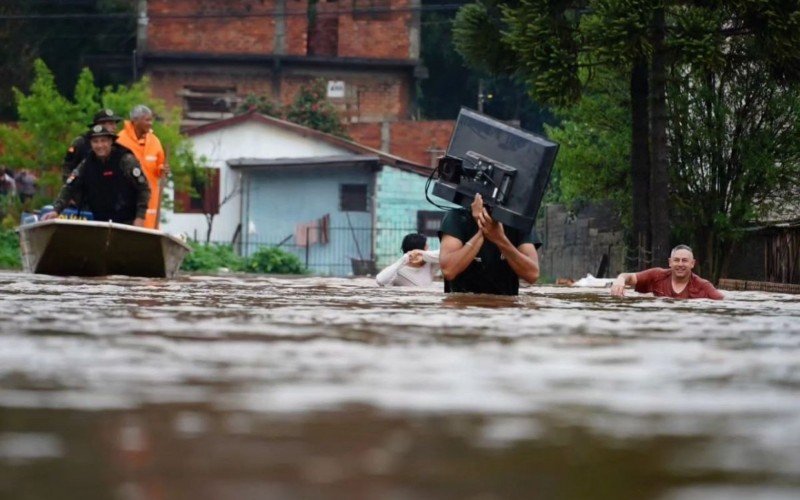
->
left=115, top=104, right=168, bottom=229
left=62, top=108, right=122, bottom=182
left=44, top=125, right=150, bottom=226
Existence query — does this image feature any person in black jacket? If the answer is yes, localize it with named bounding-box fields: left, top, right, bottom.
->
left=61, top=109, right=122, bottom=182
left=45, top=125, right=150, bottom=226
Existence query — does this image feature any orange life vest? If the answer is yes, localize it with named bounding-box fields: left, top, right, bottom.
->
left=115, top=120, right=165, bottom=229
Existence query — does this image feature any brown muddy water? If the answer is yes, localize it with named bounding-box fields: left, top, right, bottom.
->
left=0, top=271, right=799, bottom=500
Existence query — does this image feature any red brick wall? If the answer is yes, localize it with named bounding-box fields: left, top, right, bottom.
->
left=148, top=68, right=412, bottom=123
left=147, top=0, right=309, bottom=56
left=281, top=74, right=411, bottom=122
left=144, top=0, right=418, bottom=123
left=337, top=0, right=414, bottom=59
left=146, top=0, right=414, bottom=60
left=389, top=120, right=453, bottom=166
left=285, top=0, right=310, bottom=55
left=347, top=123, right=383, bottom=149
left=347, top=120, right=455, bottom=167
left=149, top=70, right=276, bottom=111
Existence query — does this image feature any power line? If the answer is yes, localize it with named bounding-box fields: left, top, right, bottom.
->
left=0, top=5, right=465, bottom=21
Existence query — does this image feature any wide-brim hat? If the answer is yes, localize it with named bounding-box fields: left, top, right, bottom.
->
left=89, top=108, right=122, bottom=126
left=87, top=124, right=118, bottom=140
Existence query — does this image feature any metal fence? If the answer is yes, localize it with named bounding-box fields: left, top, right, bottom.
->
left=209, top=225, right=439, bottom=276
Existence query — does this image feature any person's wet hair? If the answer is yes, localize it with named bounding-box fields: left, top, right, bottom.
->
left=401, top=233, right=427, bottom=253
left=670, top=244, right=693, bottom=257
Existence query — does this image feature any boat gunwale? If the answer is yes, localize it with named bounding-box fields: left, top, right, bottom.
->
left=17, top=219, right=193, bottom=252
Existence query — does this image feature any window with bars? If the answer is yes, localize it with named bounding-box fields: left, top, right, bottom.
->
left=180, top=85, right=238, bottom=118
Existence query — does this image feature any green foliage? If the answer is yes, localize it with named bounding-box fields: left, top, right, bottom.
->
left=545, top=68, right=631, bottom=221
left=284, top=79, right=349, bottom=138
left=459, top=1, right=800, bottom=107
left=236, top=94, right=282, bottom=117
left=668, top=40, right=800, bottom=280
left=0, top=228, right=21, bottom=269
left=236, top=79, right=349, bottom=138
left=180, top=242, right=246, bottom=272
left=180, top=242, right=306, bottom=275
left=453, top=2, right=518, bottom=75
left=500, top=0, right=584, bottom=107
left=0, top=59, right=193, bottom=220
left=244, top=246, right=306, bottom=275
left=0, top=195, right=26, bottom=230
left=456, top=0, right=800, bottom=276
left=420, top=11, right=480, bottom=119
left=424, top=9, right=553, bottom=130
left=0, top=1, right=136, bottom=121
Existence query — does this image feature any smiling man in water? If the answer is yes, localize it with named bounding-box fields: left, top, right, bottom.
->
left=610, top=244, right=724, bottom=300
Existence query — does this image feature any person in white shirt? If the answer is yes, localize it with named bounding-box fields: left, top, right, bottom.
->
left=376, top=233, right=440, bottom=287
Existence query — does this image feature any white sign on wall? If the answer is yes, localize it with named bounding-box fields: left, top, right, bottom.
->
left=327, top=80, right=346, bottom=99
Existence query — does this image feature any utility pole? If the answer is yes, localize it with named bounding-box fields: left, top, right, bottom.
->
left=478, top=79, right=484, bottom=113
left=477, top=79, right=492, bottom=113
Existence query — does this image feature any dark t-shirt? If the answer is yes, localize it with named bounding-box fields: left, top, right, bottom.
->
left=438, top=209, right=541, bottom=296
left=634, top=268, right=724, bottom=300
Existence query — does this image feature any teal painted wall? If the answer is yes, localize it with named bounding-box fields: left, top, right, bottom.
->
left=375, top=167, right=455, bottom=267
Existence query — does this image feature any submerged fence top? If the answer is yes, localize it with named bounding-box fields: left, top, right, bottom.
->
left=1, top=272, right=798, bottom=499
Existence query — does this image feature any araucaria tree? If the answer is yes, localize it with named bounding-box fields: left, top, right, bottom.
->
left=453, top=0, right=800, bottom=275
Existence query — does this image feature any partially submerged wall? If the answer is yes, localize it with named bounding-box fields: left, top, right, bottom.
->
left=536, top=203, right=626, bottom=282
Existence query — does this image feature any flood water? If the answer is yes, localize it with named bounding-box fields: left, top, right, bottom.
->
left=1, top=271, right=799, bottom=500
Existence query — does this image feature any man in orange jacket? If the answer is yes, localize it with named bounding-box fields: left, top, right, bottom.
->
left=115, top=104, right=168, bottom=229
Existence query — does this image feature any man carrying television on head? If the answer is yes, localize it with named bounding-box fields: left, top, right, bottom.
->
left=438, top=193, right=541, bottom=296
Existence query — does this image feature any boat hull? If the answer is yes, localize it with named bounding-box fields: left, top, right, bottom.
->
left=17, top=220, right=191, bottom=278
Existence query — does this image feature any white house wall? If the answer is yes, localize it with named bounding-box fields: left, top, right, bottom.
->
left=161, top=120, right=350, bottom=242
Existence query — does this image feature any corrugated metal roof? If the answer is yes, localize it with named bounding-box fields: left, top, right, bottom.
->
left=228, top=155, right=380, bottom=170
left=186, top=111, right=432, bottom=176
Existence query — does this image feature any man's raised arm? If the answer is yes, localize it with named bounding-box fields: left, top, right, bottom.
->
left=439, top=233, right=482, bottom=281
left=610, top=272, right=638, bottom=296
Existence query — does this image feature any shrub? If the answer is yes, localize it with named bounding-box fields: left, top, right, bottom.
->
left=244, top=246, right=306, bottom=274
left=180, top=242, right=306, bottom=275
left=180, top=241, right=245, bottom=272
left=0, top=229, right=21, bottom=269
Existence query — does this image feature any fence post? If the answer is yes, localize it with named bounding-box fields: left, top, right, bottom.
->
left=305, top=226, right=310, bottom=269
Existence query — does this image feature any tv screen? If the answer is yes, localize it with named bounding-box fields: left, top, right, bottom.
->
left=432, top=108, right=559, bottom=233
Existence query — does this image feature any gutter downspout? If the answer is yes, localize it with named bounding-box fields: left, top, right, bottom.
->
left=370, top=161, right=379, bottom=263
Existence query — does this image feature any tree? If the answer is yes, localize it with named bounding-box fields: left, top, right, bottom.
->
left=0, top=0, right=136, bottom=121
left=453, top=0, right=800, bottom=271
left=284, top=79, right=349, bottom=138
left=453, top=0, right=660, bottom=267
left=0, top=59, right=193, bottom=220
left=0, top=2, right=38, bottom=119
left=238, top=79, right=350, bottom=138
left=544, top=68, right=631, bottom=223
left=418, top=8, right=555, bottom=132
left=668, top=39, right=800, bottom=281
